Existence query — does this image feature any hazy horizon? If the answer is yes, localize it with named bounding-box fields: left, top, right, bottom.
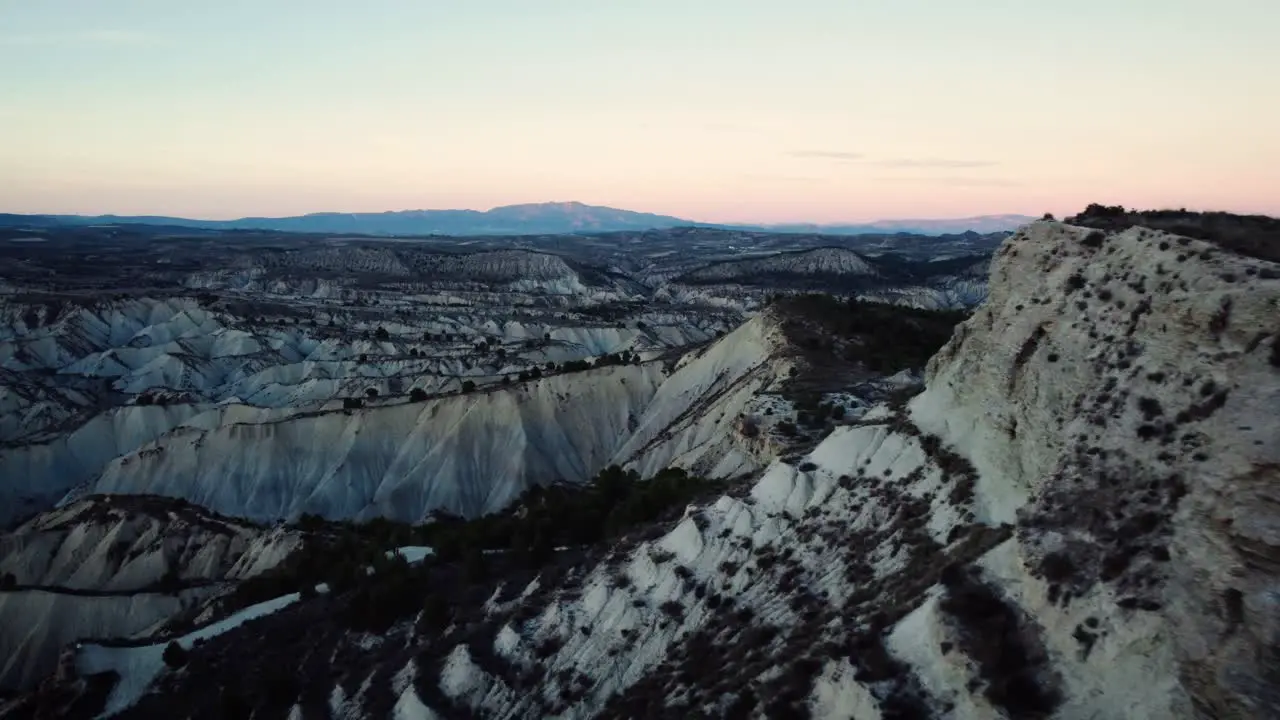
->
left=10, top=199, right=1042, bottom=225
left=2, top=1, right=1277, bottom=223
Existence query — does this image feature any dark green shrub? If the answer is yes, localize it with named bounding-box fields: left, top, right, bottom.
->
left=162, top=641, right=188, bottom=669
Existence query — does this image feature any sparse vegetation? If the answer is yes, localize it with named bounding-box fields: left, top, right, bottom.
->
left=1067, top=204, right=1280, bottom=263
left=774, top=294, right=967, bottom=375
left=228, top=465, right=725, bottom=624
left=939, top=568, right=1061, bottom=717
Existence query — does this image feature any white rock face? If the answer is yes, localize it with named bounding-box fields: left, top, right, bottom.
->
left=185, top=247, right=628, bottom=299
left=0, top=293, right=734, bottom=525
left=681, top=247, right=880, bottom=282
left=85, top=315, right=788, bottom=523
left=660, top=244, right=988, bottom=312
left=0, top=496, right=299, bottom=691
left=0, top=591, right=198, bottom=693
left=91, top=363, right=666, bottom=522
left=856, top=276, right=989, bottom=310
left=613, top=311, right=795, bottom=478
left=0, top=404, right=207, bottom=525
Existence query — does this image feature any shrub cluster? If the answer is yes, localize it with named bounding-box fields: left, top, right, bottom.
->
left=774, top=294, right=967, bottom=375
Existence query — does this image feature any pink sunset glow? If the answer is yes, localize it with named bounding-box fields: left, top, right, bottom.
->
left=2, top=1, right=1277, bottom=222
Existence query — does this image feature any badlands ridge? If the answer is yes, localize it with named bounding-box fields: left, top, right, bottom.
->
left=1, top=211, right=1278, bottom=719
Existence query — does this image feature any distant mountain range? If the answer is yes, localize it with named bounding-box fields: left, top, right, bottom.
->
left=0, top=202, right=1037, bottom=237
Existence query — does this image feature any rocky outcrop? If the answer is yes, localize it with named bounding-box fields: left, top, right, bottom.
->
left=918, top=220, right=1280, bottom=716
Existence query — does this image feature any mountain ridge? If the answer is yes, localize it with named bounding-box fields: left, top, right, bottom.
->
left=0, top=203, right=1038, bottom=237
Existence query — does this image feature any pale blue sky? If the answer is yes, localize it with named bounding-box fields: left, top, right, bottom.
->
left=1, top=0, right=1277, bottom=222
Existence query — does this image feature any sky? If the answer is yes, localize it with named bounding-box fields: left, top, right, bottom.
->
left=1, top=0, right=1277, bottom=224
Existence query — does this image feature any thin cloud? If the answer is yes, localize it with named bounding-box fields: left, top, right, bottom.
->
left=872, top=158, right=998, bottom=169
left=787, top=150, right=865, bottom=160
left=739, top=173, right=827, bottom=183
left=705, top=123, right=765, bottom=134
left=786, top=151, right=996, bottom=168
left=874, top=176, right=1023, bottom=187
left=0, top=30, right=164, bottom=48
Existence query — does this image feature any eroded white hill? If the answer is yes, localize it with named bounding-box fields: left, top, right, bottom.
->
left=0, top=295, right=736, bottom=523
left=0, top=496, right=299, bottom=691
left=83, top=314, right=791, bottom=523
left=681, top=247, right=880, bottom=282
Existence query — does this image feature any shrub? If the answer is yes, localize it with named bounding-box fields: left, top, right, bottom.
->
left=419, top=593, right=450, bottom=632
left=342, top=397, right=364, bottom=410
left=0, top=572, right=16, bottom=589
left=649, top=549, right=675, bottom=564
left=659, top=600, right=685, bottom=619
left=463, top=548, right=489, bottom=583
left=1137, top=397, right=1163, bottom=420
left=1209, top=299, right=1232, bottom=336
left=724, top=689, right=758, bottom=719
left=162, top=641, right=188, bottom=669
left=364, top=388, right=379, bottom=398
left=409, top=388, right=427, bottom=402
left=1039, top=552, right=1076, bottom=583
left=772, top=295, right=966, bottom=377
left=460, top=380, right=477, bottom=393
left=534, top=636, right=563, bottom=659
left=939, top=574, right=1061, bottom=716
